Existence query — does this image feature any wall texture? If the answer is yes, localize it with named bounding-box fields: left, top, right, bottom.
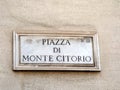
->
left=0, top=0, right=120, bottom=90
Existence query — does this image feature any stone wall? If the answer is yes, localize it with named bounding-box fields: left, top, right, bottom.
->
left=0, top=0, right=120, bottom=90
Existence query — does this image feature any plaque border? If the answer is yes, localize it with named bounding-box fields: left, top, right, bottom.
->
left=13, top=30, right=101, bottom=71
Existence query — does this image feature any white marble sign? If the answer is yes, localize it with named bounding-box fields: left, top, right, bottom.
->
left=13, top=30, right=101, bottom=71
left=21, top=36, right=93, bottom=64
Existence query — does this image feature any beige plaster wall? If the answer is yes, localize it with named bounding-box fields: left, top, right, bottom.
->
left=0, top=0, right=120, bottom=90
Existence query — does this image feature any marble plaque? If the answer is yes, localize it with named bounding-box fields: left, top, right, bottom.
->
left=13, top=30, right=101, bottom=71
